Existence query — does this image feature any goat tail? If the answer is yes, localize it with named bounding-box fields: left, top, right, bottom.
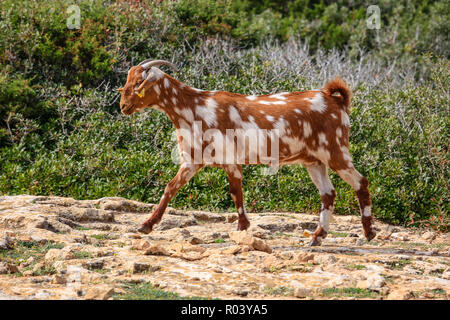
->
left=322, top=77, right=352, bottom=113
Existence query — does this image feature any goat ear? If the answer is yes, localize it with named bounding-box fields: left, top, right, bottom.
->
left=116, top=87, right=124, bottom=92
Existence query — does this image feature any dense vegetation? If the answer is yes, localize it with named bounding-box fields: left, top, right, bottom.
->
left=0, top=0, right=448, bottom=230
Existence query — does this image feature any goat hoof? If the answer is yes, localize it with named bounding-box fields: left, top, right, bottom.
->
left=137, top=225, right=152, bottom=234
left=309, top=237, right=322, bottom=246
left=237, top=222, right=250, bottom=231
left=365, top=230, right=376, bottom=242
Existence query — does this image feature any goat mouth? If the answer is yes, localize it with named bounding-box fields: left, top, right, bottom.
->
left=121, top=105, right=135, bottom=115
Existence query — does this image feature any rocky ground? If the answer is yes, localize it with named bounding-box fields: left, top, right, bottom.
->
left=0, top=195, right=448, bottom=300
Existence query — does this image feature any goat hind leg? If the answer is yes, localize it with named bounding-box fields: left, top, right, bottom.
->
left=334, top=166, right=376, bottom=241
left=224, top=165, right=250, bottom=231
left=306, top=163, right=336, bottom=246
left=138, top=163, right=203, bottom=234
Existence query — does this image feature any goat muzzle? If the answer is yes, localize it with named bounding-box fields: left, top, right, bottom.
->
left=120, top=103, right=134, bottom=115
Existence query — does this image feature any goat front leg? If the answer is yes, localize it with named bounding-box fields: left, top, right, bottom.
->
left=138, top=163, right=203, bottom=234
left=306, top=163, right=336, bottom=246
left=224, top=165, right=250, bottom=231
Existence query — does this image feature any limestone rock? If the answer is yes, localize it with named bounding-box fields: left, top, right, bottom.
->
left=22, top=256, right=35, bottom=267
left=98, top=199, right=154, bottom=213
left=52, top=261, right=68, bottom=273
left=32, top=262, right=45, bottom=273
left=2, top=263, right=19, bottom=274
left=387, top=289, right=413, bottom=300
left=229, top=230, right=272, bottom=253
left=233, top=288, right=248, bottom=297
left=125, top=233, right=141, bottom=239
left=59, top=208, right=115, bottom=223
left=44, top=249, right=64, bottom=264
left=314, top=254, right=337, bottom=264
left=391, top=232, right=409, bottom=241
left=222, top=245, right=242, bottom=255
left=421, top=231, right=436, bottom=241
left=251, top=239, right=272, bottom=253
left=188, top=237, right=203, bottom=245
left=84, top=286, right=115, bottom=300
left=263, top=255, right=285, bottom=270
left=256, top=220, right=300, bottom=233
left=71, top=233, right=89, bottom=244
left=155, top=215, right=198, bottom=231
left=226, top=214, right=238, bottom=223
left=0, top=235, right=13, bottom=250
left=168, top=243, right=206, bottom=254
left=248, top=226, right=271, bottom=239
left=357, top=273, right=386, bottom=291
left=293, top=252, right=315, bottom=263
left=129, top=262, right=149, bottom=274
left=192, top=211, right=226, bottom=223
left=294, top=287, right=312, bottom=298
left=22, top=270, right=34, bottom=277
left=144, top=244, right=170, bottom=256
left=166, top=243, right=207, bottom=261
left=131, top=239, right=151, bottom=251
left=30, top=235, right=49, bottom=244
left=82, top=259, right=104, bottom=270
left=52, top=274, right=67, bottom=284
left=44, top=248, right=75, bottom=264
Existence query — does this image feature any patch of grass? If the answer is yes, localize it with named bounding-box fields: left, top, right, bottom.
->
left=72, top=251, right=93, bottom=259
left=112, top=282, right=211, bottom=300
left=214, top=238, right=225, bottom=243
left=268, top=266, right=278, bottom=273
left=385, top=259, right=411, bottom=270
left=275, top=232, right=295, bottom=238
left=113, top=241, right=127, bottom=248
left=346, top=264, right=367, bottom=270
left=89, top=268, right=110, bottom=274
left=288, top=265, right=312, bottom=273
left=321, top=287, right=380, bottom=299
left=0, top=240, right=64, bottom=266
left=32, top=265, right=57, bottom=276
left=329, top=231, right=349, bottom=238
left=430, top=288, right=447, bottom=298
left=429, top=269, right=445, bottom=276
left=382, top=275, right=396, bottom=284
left=75, top=226, right=91, bottom=231
left=264, top=285, right=294, bottom=296
left=389, top=242, right=448, bottom=250
left=90, top=234, right=118, bottom=240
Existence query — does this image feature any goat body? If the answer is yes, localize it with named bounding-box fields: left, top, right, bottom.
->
left=118, top=61, right=376, bottom=246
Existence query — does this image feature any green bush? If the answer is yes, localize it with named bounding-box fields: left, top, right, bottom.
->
left=0, top=74, right=57, bottom=146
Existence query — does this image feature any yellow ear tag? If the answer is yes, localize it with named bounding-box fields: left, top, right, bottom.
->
left=137, top=88, right=145, bottom=98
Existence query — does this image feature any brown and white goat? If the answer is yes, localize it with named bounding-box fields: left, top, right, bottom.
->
left=117, top=59, right=376, bottom=246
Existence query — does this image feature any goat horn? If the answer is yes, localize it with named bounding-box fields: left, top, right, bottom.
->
left=138, top=59, right=178, bottom=72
